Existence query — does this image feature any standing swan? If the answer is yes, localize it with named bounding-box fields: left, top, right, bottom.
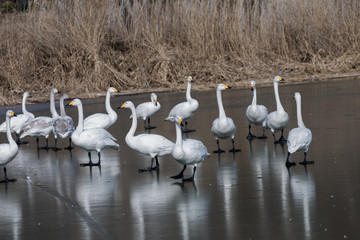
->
left=53, top=93, right=75, bottom=150
left=265, top=76, right=289, bottom=144
left=171, top=117, right=210, bottom=182
left=0, top=110, right=18, bottom=183
left=245, top=81, right=268, bottom=139
left=131, top=93, right=161, bottom=130
left=0, top=92, right=35, bottom=144
left=84, top=87, right=118, bottom=130
left=166, top=76, right=199, bottom=133
left=20, top=88, right=60, bottom=149
left=68, top=99, right=119, bottom=167
left=120, top=101, right=174, bottom=171
left=286, top=92, right=314, bottom=166
left=211, top=84, right=241, bottom=153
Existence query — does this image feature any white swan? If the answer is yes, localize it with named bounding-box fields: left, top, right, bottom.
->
left=286, top=92, right=314, bottom=166
left=165, top=76, right=199, bottom=133
left=131, top=93, right=161, bottom=129
left=246, top=81, right=268, bottom=139
left=0, top=92, right=35, bottom=144
left=84, top=87, right=118, bottom=129
left=211, top=84, right=241, bottom=153
left=265, top=76, right=289, bottom=144
left=53, top=93, right=75, bottom=150
left=170, top=117, right=210, bottom=182
left=68, top=99, right=119, bottom=167
left=120, top=101, right=174, bottom=171
left=20, top=88, right=59, bottom=149
left=0, top=110, right=18, bottom=183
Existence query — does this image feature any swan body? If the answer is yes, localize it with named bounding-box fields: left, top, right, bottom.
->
left=171, top=117, right=210, bottom=181
left=131, top=93, right=161, bottom=129
left=165, top=76, right=199, bottom=132
left=20, top=88, right=59, bottom=149
left=0, top=110, right=18, bottom=183
left=265, top=76, right=289, bottom=144
left=0, top=92, right=35, bottom=144
left=211, top=84, right=240, bottom=153
left=53, top=93, right=75, bottom=149
left=286, top=92, right=313, bottom=166
left=120, top=101, right=174, bottom=171
left=68, top=99, right=119, bottom=166
left=84, top=87, right=118, bottom=130
left=245, top=81, right=268, bottom=139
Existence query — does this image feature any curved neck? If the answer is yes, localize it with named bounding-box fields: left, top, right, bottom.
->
left=174, top=122, right=183, bottom=147
left=6, top=116, right=16, bottom=146
left=216, top=89, right=226, bottom=118
left=274, top=82, right=284, bottom=112
left=22, top=94, right=29, bottom=115
left=296, top=98, right=305, bottom=128
left=251, top=87, right=257, bottom=106
left=105, top=90, right=116, bottom=117
left=50, top=91, right=59, bottom=118
left=60, top=97, right=66, bottom=116
left=186, top=82, right=192, bottom=101
left=127, top=105, right=137, bottom=138
left=75, top=103, right=84, bottom=133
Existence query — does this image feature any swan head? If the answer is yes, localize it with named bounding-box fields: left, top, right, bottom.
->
left=67, top=98, right=82, bottom=107
left=6, top=110, right=16, bottom=118
left=108, top=87, right=118, bottom=93
left=294, top=92, right=301, bottom=101
left=250, top=81, right=256, bottom=91
left=217, top=84, right=231, bottom=91
left=175, top=117, right=184, bottom=126
left=187, top=76, right=193, bottom=83
left=274, top=76, right=285, bottom=84
left=23, top=92, right=30, bottom=98
left=51, top=88, right=60, bottom=94
left=119, top=101, right=135, bottom=109
left=61, top=93, right=69, bottom=100
left=151, top=93, right=158, bottom=106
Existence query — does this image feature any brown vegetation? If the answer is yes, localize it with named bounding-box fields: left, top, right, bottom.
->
left=0, top=0, right=360, bottom=105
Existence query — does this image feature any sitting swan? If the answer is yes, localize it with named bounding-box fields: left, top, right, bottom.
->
left=120, top=101, right=174, bottom=171
left=131, top=93, right=161, bottom=130
left=211, top=84, right=241, bottom=153
left=0, top=92, right=35, bottom=144
left=68, top=99, right=119, bottom=167
left=265, top=76, right=289, bottom=144
left=53, top=93, right=75, bottom=150
left=0, top=110, right=18, bottom=183
left=170, top=117, right=210, bottom=182
left=245, top=81, right=268, bottom=139
left=286, top=92, right=314, bottom=167
left=84, top=87, right=118, bottom=130
left=20, top=88, right=60, bottom=149
left=165, top=76, right=199, bottom=133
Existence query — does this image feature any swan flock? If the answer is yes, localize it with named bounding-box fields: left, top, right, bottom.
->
left=0, top=75, right=314, bottom=183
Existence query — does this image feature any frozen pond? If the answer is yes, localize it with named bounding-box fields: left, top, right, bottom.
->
left=0, top=77, right=359, bottom=239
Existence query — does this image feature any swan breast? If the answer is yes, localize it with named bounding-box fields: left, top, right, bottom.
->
left=211, top=117, right=236, bottom=139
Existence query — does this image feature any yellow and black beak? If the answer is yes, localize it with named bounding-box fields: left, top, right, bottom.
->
left=10, top=111, right=16, bottom=117
left=224, top=85, right=232, bottom=89
left=251, top=84, right=254, bottom=91
left=114, top=88, right=118, bottom=93
left=279, top=77, right=285, bottom=82
left=120, top=103, right=126, bottom=109
left=66, top=100, right=74, bottom=106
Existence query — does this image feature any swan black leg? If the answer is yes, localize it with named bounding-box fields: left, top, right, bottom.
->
left=0, top=167, right=16, bottom=183
left=229, top=138, right=241, bottom=152
left=16, top=133, right=28, bottom=145
left=247, top=125, right=257, bottom=140
left=183, top=166, right=197, bottom=182
left=182, top=121, right=195, bottom=133
left=64, top=138, right=74, bottom=150
left=139, top=157, right=157, bottom=172
left=171, top=165, right=187, bottom=179
left=52, top=138, right=62, bottom=151
left=299, top=152, right=314, bottom=165
left=285, top=152, right=296, bottom=167
left=277, top=129, right=287, bottom=144
left=145, top=118, right=156, bottom=130
left=213, top=139, right=225, bottom=153
left=155, top=156, right=160, bottom=170
left=257, top=127, right=267, bottom=139
left=36, top=137, right=40, bottom=149
left=80, top=152, right=99, bottom=167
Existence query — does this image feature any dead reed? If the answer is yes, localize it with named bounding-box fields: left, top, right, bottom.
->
left=0, top=0, right=359, bottom=105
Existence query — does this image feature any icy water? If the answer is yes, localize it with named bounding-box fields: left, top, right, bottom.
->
left=0, top=78, right=359, bottom=240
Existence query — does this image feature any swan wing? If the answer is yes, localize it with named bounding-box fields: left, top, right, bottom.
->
left=287, top=127, right=312, bottom=153
left=84, top=113, right=111, bottom=129
left=54, top=116, right=75, bottom=138
left=181, top=139, right=210, bottom=165
left=129, top=134, right=174, bottom=156
left=20, top=116, right=54, bottom=138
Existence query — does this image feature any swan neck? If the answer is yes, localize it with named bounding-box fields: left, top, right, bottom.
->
left=75, top=103, right=84, bottom=133
left=127, top=105, right=137, bottom=138
left=22, top=94, right=29, bottom=115
left=105, top=90, right=116, bottom=117
left=175, top=122, right=183, bottom=147
left=217, top=89, right=226, bottom=118
left=274, top=82, right=284, bottom=112
left=296, top=97, right=305, bottom=128
left=251, top=87, right=257, bottom=106
left=6, top=116, right=16, bottom=146
left=186, top=82, right=192, bottom=101
left=60, top=97, right=66, bottom=116
left=50, top=91, right=59, bottom=118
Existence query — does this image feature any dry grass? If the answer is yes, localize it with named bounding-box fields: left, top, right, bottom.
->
left=0, top=0, right=360, bottom=105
